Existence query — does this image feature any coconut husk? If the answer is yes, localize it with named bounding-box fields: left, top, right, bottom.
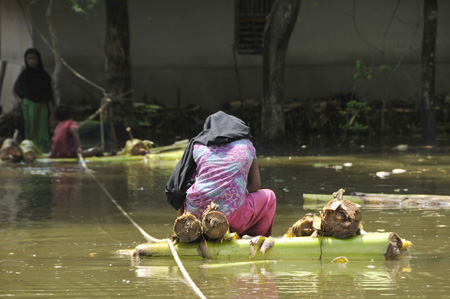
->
left=19, top=139, right=41, bottom=163
left=21, top=149, right=36, bottom=163
left=202, top=203, right=229, bottom=240
left=173, top=212, right=202, bottom=243
left=1, top=138, right=22, bottom=162
left=285, top=213, right=315, bottom=237
left=321, top=189, right=362, bottom=239
left=123, top=139, right=154, bottom=156
left=385, top=232, right=404, bottom=260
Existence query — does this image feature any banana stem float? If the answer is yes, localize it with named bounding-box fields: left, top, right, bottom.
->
left=303, top=193, right=450, bottom=209
left=126, top=232, right=411, bottom=261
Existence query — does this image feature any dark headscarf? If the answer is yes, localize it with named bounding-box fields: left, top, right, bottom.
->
left=14, top=48, right=53, bottom=103
left=165, top=111, right=251, bottom=210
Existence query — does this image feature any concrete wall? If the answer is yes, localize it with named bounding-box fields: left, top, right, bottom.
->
left=0, top=0, right=32, bottom=64
left=14, top=0, right=450, bottom=110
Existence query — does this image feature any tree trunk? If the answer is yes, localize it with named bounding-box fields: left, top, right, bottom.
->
left=46, top=0, right=61, bottom=105
left=105, top=0, right=133, bottom=150
left=261, top=0, right=301, bottom=146
left=420, top=0, right=437, bottom=146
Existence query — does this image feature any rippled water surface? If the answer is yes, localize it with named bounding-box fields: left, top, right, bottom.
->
left=1, top=148, right=450, bottom=298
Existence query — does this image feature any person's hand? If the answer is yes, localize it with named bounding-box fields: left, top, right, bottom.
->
left=77, top=146, right=83, bottom=155
left=176, top=206, right=184, bottom=217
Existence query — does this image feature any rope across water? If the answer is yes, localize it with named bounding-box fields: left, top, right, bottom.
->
left=78, top=158, right=206, bottom=299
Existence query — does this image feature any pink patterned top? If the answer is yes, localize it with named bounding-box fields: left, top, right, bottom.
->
left=185, top=139, right=256, bottom=219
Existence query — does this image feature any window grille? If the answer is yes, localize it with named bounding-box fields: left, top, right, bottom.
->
left=235, top=0, right=274, bottom=54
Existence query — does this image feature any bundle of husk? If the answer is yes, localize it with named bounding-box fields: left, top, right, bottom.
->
left=201, top=203, right=229, bottom=240
left=385, top=232, right=406, bottom=260
left=284, top=213, right=315, bottom=237
left=1, top=130, right=22, bottom=162
left=321, top=189, right=362, bottom=239
left=122, top=139, right=154, bottom=155
left=19, top=139, right=41, bottom=163
left=173, top=212, right=203, bottom=243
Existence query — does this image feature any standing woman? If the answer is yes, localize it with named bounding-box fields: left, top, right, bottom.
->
left=13, top=48, right=55, bottom=152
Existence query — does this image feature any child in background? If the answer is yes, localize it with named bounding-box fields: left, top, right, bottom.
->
left=51, top=104, right=102, bottom=158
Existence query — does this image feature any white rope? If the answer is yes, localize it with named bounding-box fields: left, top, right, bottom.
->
left=165, top=239, right=207, bottom=299
left=79, top=162, right=206, bottom=298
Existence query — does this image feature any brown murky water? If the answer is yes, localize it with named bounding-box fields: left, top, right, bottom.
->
left=1, top=147, right=450, bottom=298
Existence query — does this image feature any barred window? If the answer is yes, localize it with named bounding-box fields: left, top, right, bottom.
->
left=235, top=0, right=274, bottom=54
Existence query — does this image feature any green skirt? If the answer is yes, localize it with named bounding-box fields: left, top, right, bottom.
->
left=22, top=98, right=51, bottom=153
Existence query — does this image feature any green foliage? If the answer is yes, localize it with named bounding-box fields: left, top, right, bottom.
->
left=342, top=100, right=371, bottom=114
left=379, top=64, right=391, bottom=71
left=354, top=60, right=372, bottom=80
left=30, top=0, right=99, bottom=17
left=339, top=100, right=371, bottom=131
left=68, top=0, right=99, bottom=16
left=354, top=60, right=391, bottom=79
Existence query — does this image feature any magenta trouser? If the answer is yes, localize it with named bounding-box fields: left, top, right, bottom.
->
left=227, top=189, right=277, bottom=237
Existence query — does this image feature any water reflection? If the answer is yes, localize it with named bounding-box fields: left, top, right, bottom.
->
left=2, top=150, right=450, bottom=298
left=131, top=256, right=412, bottom=298
left=51, top=172, right=81, bottom=220
left=0, top=176, right=22, bottom=225
left=15, top=168, right=54, bottom=223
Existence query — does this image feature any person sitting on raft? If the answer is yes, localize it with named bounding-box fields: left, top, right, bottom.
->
left=165, top=111, right=276, bottom=237
left=50, top=104, right=102, bottom=158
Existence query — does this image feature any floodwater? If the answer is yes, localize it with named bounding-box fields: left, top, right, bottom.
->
left=1, top=147, right=450, bottom=298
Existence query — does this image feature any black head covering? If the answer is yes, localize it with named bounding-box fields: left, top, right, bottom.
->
left=165, top=111, right=251, bottom=210
left=55, top=104, right=72, bottom=121
left=195, top=110, right=251, bottom=145
left=14, top=48, right=53, bottom=103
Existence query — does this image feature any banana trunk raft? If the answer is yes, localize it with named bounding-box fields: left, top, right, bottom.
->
left=36, top=149, right=185, bottom=163
left=121, top=232, right=411, bottom=261
left=34, top=140, right=187, bottom=163
left=303, top=192, right=450, bottom=209
left=0, top=138, right=187, bottom=164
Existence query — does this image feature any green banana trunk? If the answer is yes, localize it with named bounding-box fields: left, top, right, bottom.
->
left=129, top=232, right=411, bottom=261
left=303, top=193, right=450, bottom=209
left=36, top=149, right=185, bottom=163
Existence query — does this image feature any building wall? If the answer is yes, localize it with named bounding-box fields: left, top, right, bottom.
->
left=21, top=0, right=450, bottom=110
left=0, top=0, right=32, bottom=64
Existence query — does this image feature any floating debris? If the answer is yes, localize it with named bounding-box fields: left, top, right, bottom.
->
left=313, top=163, right=328, bottom=168
left=376, top=171, right=390, bottom=179
left=332, top=256, right=349, bottom=264
left=392, top=169, right=407, bottom=174
left=393, top=144, right=408, bottom=151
